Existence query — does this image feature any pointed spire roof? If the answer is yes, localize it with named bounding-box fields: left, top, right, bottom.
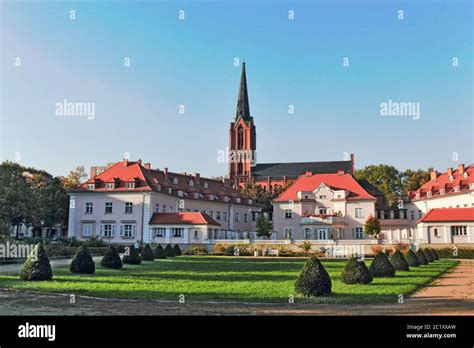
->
left=235, top=62, right=251, bottom=121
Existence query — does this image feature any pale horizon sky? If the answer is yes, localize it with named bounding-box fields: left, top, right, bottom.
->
left=1, top=0, right=472, bottom=178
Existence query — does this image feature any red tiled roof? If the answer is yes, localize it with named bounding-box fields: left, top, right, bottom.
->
left=274, top=172, right=375, bottom=202
left=411, top=164, right=473, bottom=201
left=418, top=208, right=474, bottom=223
left=149, top=212, right=220, bottom=226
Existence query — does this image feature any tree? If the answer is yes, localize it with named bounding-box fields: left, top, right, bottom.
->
left=70, top=244, right=95, bottom=274
left=295, top=256, right=332, bottom=297
left=63, top=165, right=87, bottom=189
left=298, top=240, right=312, bottom=255
left=364, top=215, right=381, bottom=238
left=172, top=244, right=182, bottom=256
left=355, top=165, right=403, bottom=206
left=122, top=245, right=142, bottom=264
left=402, top=168, right=432, bottom=195
left=20, top=243, right=53, bottom=281
left=154, top=244, right=166, bottom=259
left=369, top=252, right=396, bottom=277
left=341, top=257, right=373, bottom=284
left=390, top=249, right=409, bottom=271
left=141, top=244, right=155, bottom=261
left=255, top=216, right=273, bottom=239
left=241, top=177, right=291, bottom=208
left=164, top=244, right=175, bottom=257
left=404, top=249, right=420, bottom=267
left=415, top=249, right=428, bottom=265
left=101, top=245, right=122, bottom=269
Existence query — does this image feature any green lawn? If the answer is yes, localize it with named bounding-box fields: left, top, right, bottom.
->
left=0, top=256, right=458, bottom=304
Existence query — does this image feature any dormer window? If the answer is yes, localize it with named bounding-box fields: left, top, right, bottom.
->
left=208, top=194, right=214, bottom=201
left=464, top=172, right=469, bottom=178
left=194, top=193, right=200, bottom=199
left=168, top=187, right=172, bottom=194
left=415, top=193, right=420, bottom=199
left=177, top=190, right=184, bottom=197
left=470, top=183, right=474, bottom=190
left=248, top=199, right=253, bottom=205
left=106, top=183, right=115, bottom=189
left=454, top=185, right=460, bottom=193
left=87, top=184, right=95, bottom=190
left=235, top=198, right=241, bottom=204
left=125, top=182, right=135, bottom=189
left=189, top=180, right=194, bottom=187
left=203, top=182, right=208, bottom=189
left=449, top=175, right=454, bottom=181
left=173, top=178, right=179, bottom=185
left=156, top=184, right=161, bottom=191
left=427, top=191, right=432, bottom=197
left=439, top=188, right=445, bottom=195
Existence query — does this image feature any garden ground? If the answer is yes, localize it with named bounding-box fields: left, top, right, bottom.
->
left=0, top=257, right=472, bottom=316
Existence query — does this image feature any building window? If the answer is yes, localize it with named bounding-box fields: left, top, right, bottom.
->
left=433, top=228, right=439, bottom=237
left=223, top=212, right=228, bottom=221
left=353, top=227, right=364, bottom=239
left=418, top=210, right=422, bottom=219
left=284, top=209, right=293, bottom=219
left=216, top=211, right=221, bottom=220
left=319, top=195, right=326, bottom=199
left=171, top=228, right=184, bottom=237
left=319, top=208, right=327, bottom=215
left=105, top=202, right=113, bottom=214
left=82, top=223, right=93, bottom=237
left=234, top=213, right=240, bottom=222
left=304, top=228, right=312, bottom=239
left=410, top=211, right=415, bottom=220
left=284, top=227, right=293, bottom=239
left=85, top=202, right=93, bottom=214
left=451, top=226, right=467, bottom=236
left=155, top=204, right=160, bottom=212
left=209, top=211, right=214, bottom=218
left=120, top=224, right=135, bottom=238
left=125, top=182, right=135, bottom=189
left=203, top=182, right=208, bottom=189
left=162, top=205, right=167, bottom=212
left=169, top=205, right=173, bottom=212
left=355, top=208, right=363, bottom=218
left=244, top=213, right=249, bottom=222
left=152, top=228, right=166, bottom=237
left=100, top=224, right=114, bottom=237
left=87, top=184, right=95, bottom=190
left=173, top=178, right=179, bottom=184
left=125, top=202, right=133, bottom=214
left=189, top=180, right=194, bottom=187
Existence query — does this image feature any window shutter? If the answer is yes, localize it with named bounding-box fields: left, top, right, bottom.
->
left=99, top=224, right=104, bottom=237
left=120, top=225, right=125, bottom=237
left=111, top=225, right=115, bottom=237
left=132, top=225, right=136, bottom=237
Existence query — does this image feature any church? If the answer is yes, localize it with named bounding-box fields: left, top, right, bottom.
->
left=228, top=63, right=354, bottom=192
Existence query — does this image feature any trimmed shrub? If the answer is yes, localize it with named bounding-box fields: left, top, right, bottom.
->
left=100, top=245, right=122, bottom=269
left=164, top=244, right=175, bottom=257
left=154, top=244, right=166, bottom=259
left=434, top=247, right=474, bottom=259
left=404, top=249, right=420, bottom=267
left=183, top=245, right=208, bottom=255
left=341, top=257, right=373, bottom=284
left=20, top=243, right=53, bottom=281
left=415, top=249, right=428, bottom=265
left=426, top=248, right=436, bottom=261
left=369, top=251, right=395, bottom=277
left=141, top=244, right=155, bottom=261
left=122, top=245, right=142, bottom=265
left=70, top=244, right=95, bottom=274
left=173, top=244, right=182, bottom=256
left=390, top=249, right=410, bottom=271
left=422, top=248, right=433, bottom=263
left=431, top=248, right=440, bottom=260
left=295, top=256, right=332, bottom=297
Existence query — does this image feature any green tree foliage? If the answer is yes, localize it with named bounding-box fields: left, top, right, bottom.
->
left=295, top=256, right=332, bottom=297
left=369, top=252, right=396, bottom=277
left=172, top=244, right=182, bottom=256
left=164, top=244, right=175, bottom=257
left=355, top=165, right=403, bottom=206
left=402, top=168, right=432, bottom=195
left=255, top=216, right=273, bottom=239
left=415, top=249, right=428, bottom=265
left=154, top=244, right=166, bottom=259
left=240, top=177, right=291, bottom=208
left=405, top=249, right=420, bottom=267
left=122, top=245, right=142, bottom=264
left=341, top=257, right=373, bottom=284
left=101, top=245, right=122, bottom=269
left=70, top=244, right=95, bottom=274
left=390, top=249, right=410, bottom=271
left=364, top=215, right=381, bottom=238
left=63, top=165, right=87, bottom=189
left=20, top=243, right=53, bottom=281
left=141, top=244, right=155, bottom=261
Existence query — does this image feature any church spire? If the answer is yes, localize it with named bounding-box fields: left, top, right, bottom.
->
left=235, top=62, right=251, bottom=121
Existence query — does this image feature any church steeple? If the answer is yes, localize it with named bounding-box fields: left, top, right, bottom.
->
left=235, top=62, right=251, bottom=121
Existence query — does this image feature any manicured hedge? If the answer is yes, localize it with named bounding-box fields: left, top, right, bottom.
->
left=341, top=257, right=372, bottom=284
left=164, top=244, right=175, bottom=257
left=422, top=248, right=433, bottom=263
left=433, top=247, right=474, bottom=259
left=172, top=244, right=182, bottom=256
left=141, top=244, right=155, bottom=261
left=415, top=249, right=428, bottom=265
left=154, top=245, right=166, bottom=259
left=369, top=252, right=395, bottom=277
left=390, top=249, right=409, bottom=271
left=70, top=244, right=95, bottom=274
left=122, top=245, right=142, bottom=265
left=101, top=245, right=122, bottom=269
left=20, top=243, right=53, bottom=281
left=295, top=256, right=332, bottom=297
left=404, top=249, right=420, bottom=267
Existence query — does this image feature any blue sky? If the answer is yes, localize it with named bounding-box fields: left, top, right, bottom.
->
left=1, top=0, right=472, bottom=178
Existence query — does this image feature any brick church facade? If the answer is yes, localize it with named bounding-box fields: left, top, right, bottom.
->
left=228, top=63, right=354, bottom=192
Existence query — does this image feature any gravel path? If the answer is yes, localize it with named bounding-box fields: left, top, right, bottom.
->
left=0, top=260, right=472, bottom=316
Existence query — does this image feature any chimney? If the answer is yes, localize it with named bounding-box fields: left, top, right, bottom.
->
left=458, top=164, right=465, bottom=175
left=337, top=170, right=345, bottom=175
left=90, top=166, right=98, bottom=178
left=123, top=160, right=129, bottom=167
left=430, top=170, right=438, bottom=181
left=304, top=171, right=313, bottom=176
left=164, top=167, right=168, bottom=175
left=447, top=167, right=453, bottom=177
left=194, top=173, right=200, bottom=183
left=144, top=163, right=151, bottom=170
left=137, top=159, right=142, bottom=165
left=350, top=153, right=355, bottom=176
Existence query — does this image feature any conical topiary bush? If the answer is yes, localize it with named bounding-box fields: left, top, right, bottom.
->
left=427, top=248, right=437, bottom=261
left=369, top=251, right=395, bottom=277
left=422, top=248, right=433, bottom=263
left=141, top=244, right=154, bottom=261
left=295, top=256, right=332, bottom=297
left=20, top=243, right=53, bottom=281
left=101, top=245, right=122, bottom=269
left=390, top=249, right=409, bottom=271
left=415, top=249, right=428, bottom=265
left=164, top=244, right=174, bottom=257
left=431, top=248, right=440, bottom=260
left=341, top=257, right=373, bottom=284
left=70, top=244, right=95, bottom=274
left=172, top=244, right=182, bottom=256
left=122, top=245, right=142, bottom=264
left=404, top=249, right=420, bottom=267
left=154, top=244, right=166, bottom=259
